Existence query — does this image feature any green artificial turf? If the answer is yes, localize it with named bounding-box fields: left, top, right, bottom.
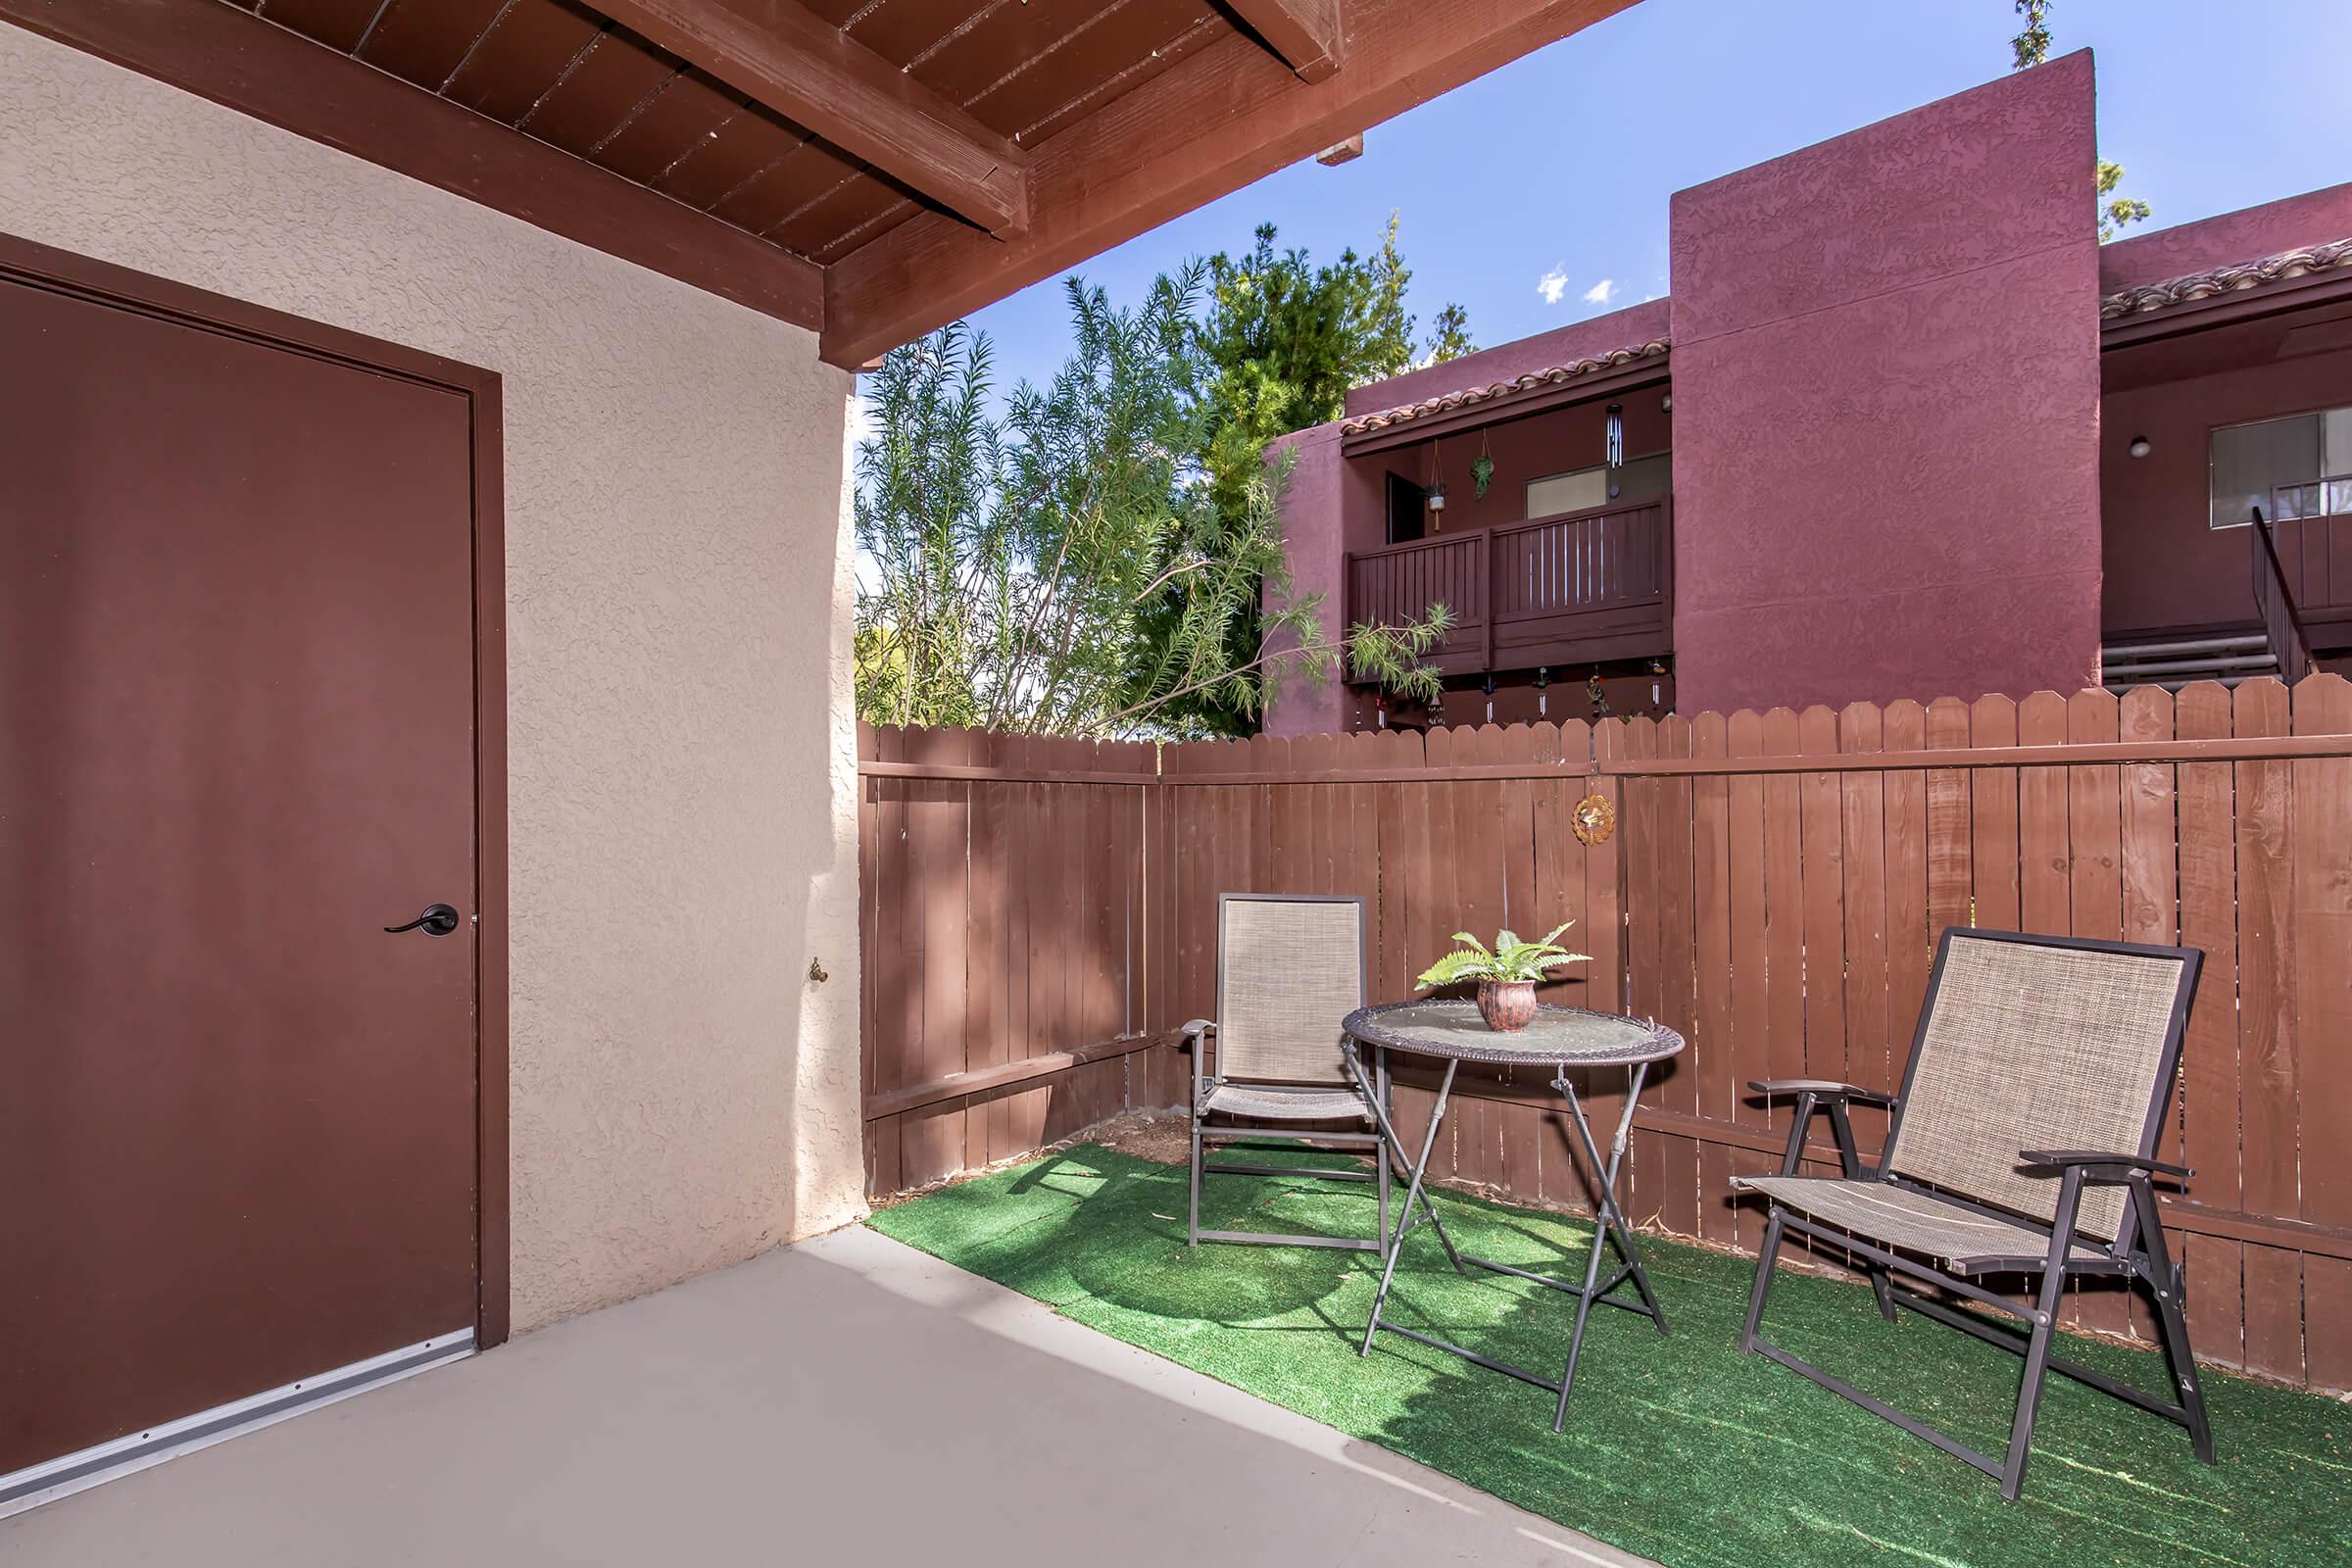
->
left=868, top=1144, right=2351, bottom=1568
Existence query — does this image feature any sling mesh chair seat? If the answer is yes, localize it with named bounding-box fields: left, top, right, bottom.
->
left=1184, top=894, right=1390, bottom=1252
left=1734, top=929, right=2210, bottom=1500
left=1200, top=1083, right=1376, bottom=1120
left=1736, top=1176, right=2107, bottom=1269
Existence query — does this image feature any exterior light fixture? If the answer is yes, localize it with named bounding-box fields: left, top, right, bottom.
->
left=1660, top=392, right=1673, bottom=413
left=1605, top=403, right=1625, bottom=468
left=2129, top=436, right=2152, bottom=459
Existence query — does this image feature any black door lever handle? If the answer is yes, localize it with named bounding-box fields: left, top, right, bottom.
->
left=385, top=903, right=463, bottom=937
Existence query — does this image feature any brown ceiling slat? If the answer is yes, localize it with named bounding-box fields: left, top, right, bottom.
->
left=710, top=136, right=855, bottom=234
left=517, top=26, right=683, bottom=153
left=767, top=170, right=920, bottom=258
left=810, top=198, right=923, bottom=267
left=904, top=0, right=1117, bottom=111
left=589, top=66, right=741, bottom=185
left=652, top=103, right=806, bottom=212
left=1004, top=9, right=1222, bottom=147
left=443, top=0, right=605, bottom=124
left=791, top=0, right=864, bottom=28
left=961, top=0, right=1219, bottom=143
left=764, top=171, right=911, bottom=259
left=254, top=0, right=382, bottom=52
left=357, top=0, right=513, bottom=91
left=837, top=0, right=985, bottom=70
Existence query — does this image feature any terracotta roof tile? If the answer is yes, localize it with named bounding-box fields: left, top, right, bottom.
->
left=2099, top=237, right=2352, bottom=320
left=1338, top=338, right=1671, bottom=436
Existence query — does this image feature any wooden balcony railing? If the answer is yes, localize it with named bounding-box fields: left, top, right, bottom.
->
left=2265, top=478, right=2352, bottom=650
left=1343, top=497, right=1672, bottom=681
left=2251, top=505, right=2313, bottom=684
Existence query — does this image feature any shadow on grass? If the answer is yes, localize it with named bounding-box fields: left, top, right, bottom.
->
left=871, top=1143, right=2350, bottom=1568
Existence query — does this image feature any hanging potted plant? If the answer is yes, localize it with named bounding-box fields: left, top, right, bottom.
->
left=1414, top=922, right=1591, bottom=1032
left=1470, top=429, right=1494, bottom=499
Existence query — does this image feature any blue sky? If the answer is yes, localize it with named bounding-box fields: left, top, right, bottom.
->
left=946, top=0, right=2352, bottom=399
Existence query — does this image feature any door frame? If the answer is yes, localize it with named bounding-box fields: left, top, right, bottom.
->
left=0, top=229, right=512, bottom=1348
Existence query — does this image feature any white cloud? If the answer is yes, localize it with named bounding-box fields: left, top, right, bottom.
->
left=1583, top=278, right=1618, bottom=306
left=1536, top=265, right=1569, bottom=306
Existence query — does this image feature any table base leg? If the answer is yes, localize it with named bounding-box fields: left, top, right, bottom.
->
left=1348, top=1051, right=1670, bottom=1432
left=1551, top=1061, right=1665, bottom=1431
left=1345, top=1048, right=1464, bottom=1273
left=1357, top=1058, right=1459, bottom=1356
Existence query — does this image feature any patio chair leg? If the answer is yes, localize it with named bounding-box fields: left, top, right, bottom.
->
left=1999, top=1262, right=2069, bottom=1500
left=2134, top=1180, right=2215, bottom=1463
left=2150, top=1274, right=2215, bottom=1463
left=1187, top=1116, right=1203, bottom=1248
left=1868, top=1264, right=1899, bottom=1325
left=1740, top=1208, right=1787, bottom=1354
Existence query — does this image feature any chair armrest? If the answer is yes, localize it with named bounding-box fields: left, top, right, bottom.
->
left=1747, top=1079, right=1896, bottom=1108
left=2020, top=1149, right=2192, bottom=1180
left=1749, top=1081, right=1888, bottom=1178
left=1182, top=1020, right=1215, bottom=1113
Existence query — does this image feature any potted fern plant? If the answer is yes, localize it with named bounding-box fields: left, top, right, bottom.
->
left=1415, top=922, right=1591, bottom=1032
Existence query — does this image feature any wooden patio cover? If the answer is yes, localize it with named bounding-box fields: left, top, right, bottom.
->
left=6, top=0, right=1635, bottom=367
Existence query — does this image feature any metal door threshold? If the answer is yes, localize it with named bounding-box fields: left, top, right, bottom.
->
left=0, top=1329, right=474, bottom=1518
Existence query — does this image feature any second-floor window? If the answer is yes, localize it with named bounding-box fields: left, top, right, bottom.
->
left=1525, top=452, right=1671, bottom=519
left=2211, top=406, right=2352, bottom=527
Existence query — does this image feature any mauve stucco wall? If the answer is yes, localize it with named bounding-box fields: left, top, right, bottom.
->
left=0, top=26, right=865, bottom=1333
left=1263, top=423, right=1355, bottom=738
left=1669, top=53, right=2104, bottom=712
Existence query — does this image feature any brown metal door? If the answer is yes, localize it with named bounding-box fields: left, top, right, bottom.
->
left=0, top=268, right=481, bottom=1475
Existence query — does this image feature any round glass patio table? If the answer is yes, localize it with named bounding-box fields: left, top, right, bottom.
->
left=1339, top=1000, right=1686, bottom=1431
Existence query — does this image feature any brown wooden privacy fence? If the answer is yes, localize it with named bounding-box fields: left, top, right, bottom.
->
left=858, top=674, right=2352, bottom=1395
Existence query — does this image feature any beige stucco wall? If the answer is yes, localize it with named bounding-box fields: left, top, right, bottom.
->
left=0, top=25, right=866, bottom=1333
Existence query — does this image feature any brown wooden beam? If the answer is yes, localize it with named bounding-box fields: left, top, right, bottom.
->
left=595, top=0, right=1030, bottom=237
left=1315, top=132, right=1366, bottom=166
left=2, top=0, right=823, bottom=330
left=1228, top=0, right=1347, bottom=83
left=820, top=0, right=1640, bottom=368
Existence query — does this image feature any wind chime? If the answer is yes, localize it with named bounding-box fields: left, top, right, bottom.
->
left=1424, top=437, right=1446, bottom=530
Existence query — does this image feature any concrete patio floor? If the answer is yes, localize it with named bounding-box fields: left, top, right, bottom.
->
left=0, top=1225, right=1649, bottom=1566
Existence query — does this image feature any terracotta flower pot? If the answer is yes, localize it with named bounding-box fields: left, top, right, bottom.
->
left=1477, top=978, right=1538, bottom=1032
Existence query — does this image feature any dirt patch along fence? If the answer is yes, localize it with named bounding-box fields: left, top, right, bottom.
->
left=857, top=674, right=2352, bottom=1395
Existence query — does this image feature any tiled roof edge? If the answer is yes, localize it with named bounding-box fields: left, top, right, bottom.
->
left=1338, top=338, right=1672, bottom=435
left=2100, top=237, right=2352, bottom=321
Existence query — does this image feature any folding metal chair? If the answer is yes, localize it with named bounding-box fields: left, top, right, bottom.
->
left=1736, top=928, right=2210, bottom=1499
left=1183, top=894, right=1390, bottom=1251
